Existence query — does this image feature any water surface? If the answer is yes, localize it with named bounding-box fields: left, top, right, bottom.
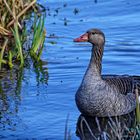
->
left=0, top=0, right=140, bottom=139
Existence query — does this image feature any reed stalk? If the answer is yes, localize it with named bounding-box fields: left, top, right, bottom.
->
left=0, top=39, right=8, bottom=69
left=30, top=13, right=46, bottom=61
left=0, top=0, right=46, bottom=69
left=136, top=88, right=140, bottom=124
left=8, top=51, right=14, bottom=69
left=12, top=20, right=24, bottom=67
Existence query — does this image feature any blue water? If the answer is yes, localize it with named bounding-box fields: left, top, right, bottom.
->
left=1, top=0, right=140, bottom=139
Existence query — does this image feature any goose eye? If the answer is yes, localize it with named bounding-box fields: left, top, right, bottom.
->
left=92, top=32, right=96, bottom=35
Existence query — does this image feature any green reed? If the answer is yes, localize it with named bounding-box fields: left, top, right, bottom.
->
left=12, top=21, right=24, bottom=67
left=0, top=39, right=8, bottom=69
left=30, top=13, right=46, bottom=61
left=8, top=51, right=14, bottom=69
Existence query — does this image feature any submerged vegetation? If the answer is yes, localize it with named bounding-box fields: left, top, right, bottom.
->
left=76, top=113, right=140, bottom=139
left=0, top=0, right=46, bottom=69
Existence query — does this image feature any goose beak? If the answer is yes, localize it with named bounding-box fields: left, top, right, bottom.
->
left=74, top=33, right=88, bottom=42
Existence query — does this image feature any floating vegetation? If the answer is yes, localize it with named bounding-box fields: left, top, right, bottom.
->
left=73, top=8, right=79, bottom=15
left=63, top=3, right=67, bottom=8
left=0, top=0, right=46, bottom=69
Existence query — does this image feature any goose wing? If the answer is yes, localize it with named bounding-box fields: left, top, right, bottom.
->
left=102, top=75, right=140, bottom=95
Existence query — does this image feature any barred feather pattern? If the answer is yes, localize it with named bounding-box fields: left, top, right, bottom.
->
left=92, top=44, right=140, bottom=96
left=103, top=75, right=140, bottom=95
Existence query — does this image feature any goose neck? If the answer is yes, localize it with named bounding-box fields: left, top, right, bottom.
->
left=89, top=45, right=104, bottom=76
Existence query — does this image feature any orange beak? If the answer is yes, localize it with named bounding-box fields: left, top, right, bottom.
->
left=74, top=33, right=88, bottom=42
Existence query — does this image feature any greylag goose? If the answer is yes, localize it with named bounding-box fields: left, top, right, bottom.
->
left=74, top=28, right=140, bottom=117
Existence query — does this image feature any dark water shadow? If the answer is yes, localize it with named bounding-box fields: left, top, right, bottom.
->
left=76, top=112, right=136, bottom=140
left=0, top=68, right=23, bottom=130
left=32, top=60, right=49, bottom=86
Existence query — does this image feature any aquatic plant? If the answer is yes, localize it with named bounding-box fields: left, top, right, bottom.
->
left=12, top=20, right=24, bottom=67
left=0, top=39, right=8, bottom=69
left=136, top=88, right=140, bottom=124
left=76, top=111, right=140, bottom=140
left=64, top=114, right=71, bottom=140
left=0, top=0, right=46, bottom=69
left=30, top=13, right=46, bottom=62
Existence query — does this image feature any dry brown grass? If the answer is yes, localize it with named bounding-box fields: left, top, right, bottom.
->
left=0, top=0, right=46, bottom=69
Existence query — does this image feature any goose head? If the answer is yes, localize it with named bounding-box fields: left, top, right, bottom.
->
left=74, top=29, right=105, bottom=47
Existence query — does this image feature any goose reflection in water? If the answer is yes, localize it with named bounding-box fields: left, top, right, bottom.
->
left=76, top=111, right=136, bottom=140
